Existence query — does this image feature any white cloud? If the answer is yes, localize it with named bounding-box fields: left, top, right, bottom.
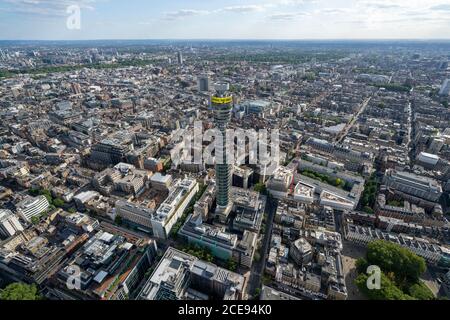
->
left=268, top=11, right=309, bottom=20
left=430, top=4, right=450, bottom=11
left=358, top=1, right=403, bottom=10
left=164, top=9, right=210, bottom=20
left=221, top=5, right=267, bottom=13
left=319, top=8, right=355, bottom=15
left=162, top=3, right=276, bottom=20
left=0, top=0, right=97, bottom=16
left=345, top=0, right=450, bottom=30
left=161, top=0, right=319, bottom=21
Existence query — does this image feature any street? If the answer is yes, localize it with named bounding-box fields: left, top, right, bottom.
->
left=247, top=196, right=277, bottom=297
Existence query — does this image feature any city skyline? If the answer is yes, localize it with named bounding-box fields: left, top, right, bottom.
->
left=0, top=0, right=450, bottom=306
left=1, top=0, right=450, bottom=40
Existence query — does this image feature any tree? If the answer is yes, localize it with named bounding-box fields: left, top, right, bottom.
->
left=30, top=216, right=40, bottom=225
left=0, top=283, right=40, bottom=300
left=53, top=198, right=65, bottom=208
left=163, top=159, right=172, bottom=172
left=387, top=200, right=403, bottom=207
left=355, top=240, right=432, bottom=300
left=254, top=183, right=267, bottom=195
left=355, top=272, right=413, bottom=300
left=227, top=259, right=237, bottom=272
left=344, top=181, right=353, bottom=191
left=262, top=273, right=272, bottom=285
left=355, top=258, right=369, bottom=274
left=114, top=216, right=123, bottom=225
left=68, top=207, right=77, bottom=213
left=363, top=206, right=374, bottom=214
left=253, top=288, right=261, bottom=300
left=368, top=194, right=376, bottom=206
left=407, top=282, right=435, bottom=300
left=39, top=189, right=53, bottom=204
left=366, top=240, right=426, bottom=283
left=28, top=188, right=40, bottom=196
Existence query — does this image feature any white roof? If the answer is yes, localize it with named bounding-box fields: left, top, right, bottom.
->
left=93, top=270, right=108, bottom=283
left=419, top=152, right=439, bottom=160
left=150, top=173, right=172, bottom=183
left=99, top=232, right=114, bottom=242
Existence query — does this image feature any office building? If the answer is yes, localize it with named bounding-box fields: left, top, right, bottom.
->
left=439, top=79, right=450, bottom=96
left=179, top=211, right=257, bottom=269
left=71, top=83, right=82, bottom=95
left=73, top=191, right=101, bottom=211
left=90, top=133, right=135, bottom=166
left=151, top=178, right=199, bottom=239
left=0, top=234, right=67, bottom=285
left=63, top=212, right=100, bottom=234
left=233, top=230, right=258, bottom=268
left=55, top=230, right=158, bottom=300
left=344, top=223, right=450, bottom=267
left=93, top=163, right=147, bottom=197
left=232, top=166, right=253, bottom=189
left=260, top=285, right=300, bottom=300
left=197, top=75, right=210, bottom=92
left=236, top=100, right=273, bottom=117
left=290, top=238, right=313, bottom=266
left=232, top=187, right=264, bottom=233
left=138, top=247, right=246, bottom=300
left=16, top=195, right=50, bottom=222
left=177, top=51, right=183, bottom=65
left=193, top=182, right=215, bottom=221
left=144, top=157, right=164, bottom=172
left=428, top=137, right=445, bottom=154
left=0, top=209, right=24, bottom=238
left=150, top=173, right=173, bottom=192
left=115, top=200, right=154, bottom=232
left=267, top=166, right=294, bottom=199
left=293, top=181, right=315, bottom=204
left=320, top=190, right=355, bottom=211
left=179, top=214, right=238, bottom=261
left=384, top=169, right=443, bottom=202
left=48, top=110, right=82, bottom=126
left=417, top=152, right=440, bottom=168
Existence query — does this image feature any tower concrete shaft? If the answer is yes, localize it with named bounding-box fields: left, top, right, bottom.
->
left=212, top=83, right=233, bottom=210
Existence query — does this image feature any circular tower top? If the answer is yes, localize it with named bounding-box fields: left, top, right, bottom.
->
left=214, top=82, right=230, bottom=94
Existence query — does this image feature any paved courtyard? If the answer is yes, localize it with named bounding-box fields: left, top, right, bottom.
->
left=341, top=240, right=367, bottom=300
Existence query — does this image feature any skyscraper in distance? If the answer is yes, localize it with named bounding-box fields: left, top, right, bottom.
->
left=439, top=79, right=450, bottom=96
left=177, top=51, right=184, bottom=65
left=198, top=75, right=210, bottom=92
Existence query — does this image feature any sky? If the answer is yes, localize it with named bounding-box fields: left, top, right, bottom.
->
left=1, top=0, right=450, bottom=40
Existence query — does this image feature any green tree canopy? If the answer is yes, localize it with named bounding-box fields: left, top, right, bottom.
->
left=355, top=272, right=413, bottom=300
left=0, top=283, right=40, bottom=300
left=39, top=189, right=53, bottom=203
left=355, top=240, right=433, bottom=300
left=407, top=282, right=435, bottom=300
left=30, top=216, right=40, bottom=225
left=53, top=198, right=65, bottom=208
left=254, top=183, right=267, bottom=195
left=227, top=259, right=238, bottom=272
left=355, top=257, right=369, bottom=274
left=366, top=240, right=426, bottom=282
left=114, top=216, right=123, bottom=225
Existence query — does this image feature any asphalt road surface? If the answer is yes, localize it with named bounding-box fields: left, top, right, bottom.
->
left=247, top=197, right=277, bottom=297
